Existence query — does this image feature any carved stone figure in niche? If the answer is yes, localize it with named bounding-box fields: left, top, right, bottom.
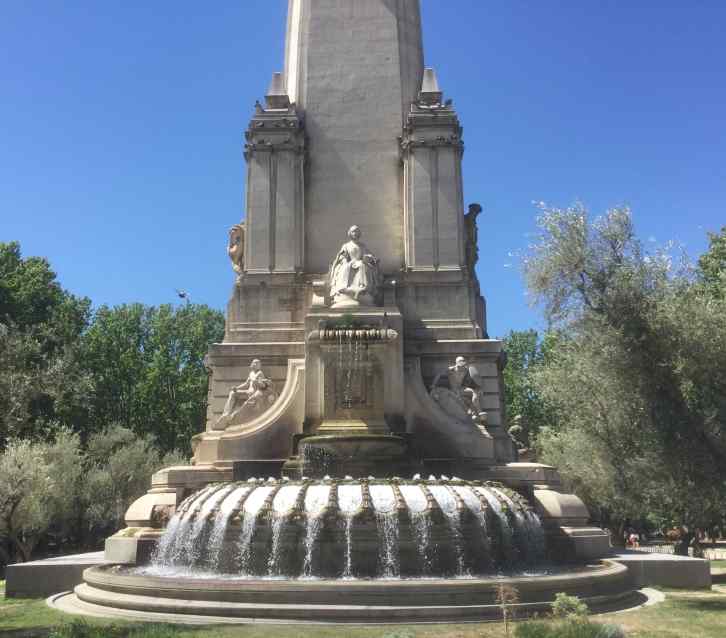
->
left=430, top=356, right=487, bottom=425
left=215, top=359, right=277, bottom=429
left=464, top=203, right=482, bottom=275
left=227, top=223, right=245, bottom=274
left=328, top=225, right=382, bottom=308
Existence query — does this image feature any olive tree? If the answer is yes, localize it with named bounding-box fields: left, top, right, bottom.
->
left=524, top=203, right=726, bottom=542
left=0, top=430, right=83, bottom=563
left=82, top=425, right=186, bottom=540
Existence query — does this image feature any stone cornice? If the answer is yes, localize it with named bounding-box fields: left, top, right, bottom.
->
left=400, top=101, right=464, bottom=157
left=399, top=133, right=464, bottom=156
left=244, top=101, right=306, bottom=160
left=244, top=136, right=306, bottom=159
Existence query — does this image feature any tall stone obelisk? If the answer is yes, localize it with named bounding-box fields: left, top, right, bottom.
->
left=284, top=0, right=424, bottom=273
left=198, top=0, right=510, bottom=470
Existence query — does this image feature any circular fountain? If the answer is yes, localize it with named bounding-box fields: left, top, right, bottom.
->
left=150, top=477, right=545, bottom=578
left=59, top=477, right=634, bottom=623
left=47, top=0, right=640, bottom=622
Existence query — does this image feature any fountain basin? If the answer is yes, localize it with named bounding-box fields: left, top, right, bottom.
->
left=54, top=478, right=640, bottom=623
left=56, top=561, right=636, bottom=623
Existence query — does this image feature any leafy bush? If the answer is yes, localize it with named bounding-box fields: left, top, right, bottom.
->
left=515, top=619, right=625, bottom=638
left=83, top=425, right=186, bottom=539
left=0, top=425, right=185, bottom=566
left=525, top=206, right=726, bottom=539
left=49, top=620, right=183, bottom=638
left=551, top=592, right=589, bottom=619
left=0, top=430, right=84, bottom=562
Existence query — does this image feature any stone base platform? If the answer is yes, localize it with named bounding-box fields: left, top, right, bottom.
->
left=613, top=551, right=712, bottom=589
left=47, top=561, right=637, bottom=624
left=5, top=552, right=108, bottom=598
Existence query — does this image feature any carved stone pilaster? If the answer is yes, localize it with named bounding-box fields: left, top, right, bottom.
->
left=400, top=69, right=465, bottom=273
left=243, top=91, right=306, bottom=275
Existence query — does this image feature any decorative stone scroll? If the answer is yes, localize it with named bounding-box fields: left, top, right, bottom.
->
left=308, top=327, right=399, bottom=343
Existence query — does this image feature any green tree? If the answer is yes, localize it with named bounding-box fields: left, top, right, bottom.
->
left=0, top=439, right=52, bottom=563
left=0, top=243, right=92, bottom=447
left=82, top=425, right=186, bottom=540
left=0, top=430, right=83, bottom=563
left=0, top=326, right=92, bottom=445
left=82, top=304, right=224, bottom=454
left=502, top=329, right=558, bottom=448
left=697, top=225, right=726, bottom=298
left=523, top=203, right=726, bottom=541
left=0, top=241, right=90, bottom=351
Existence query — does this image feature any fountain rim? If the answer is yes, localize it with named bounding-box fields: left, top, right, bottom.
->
left=195, top=477, right=513, bottom=486
left=56, top=561, right=641, bottom=624
left=85, top=560, right=626, bottom=592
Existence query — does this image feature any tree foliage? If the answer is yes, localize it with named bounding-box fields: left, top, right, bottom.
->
left=0, top=242, right=218, bottom=566
left=524, top=204, right=726, bottom=533
left=0, top=241, right=90, bottom=350
left=83, top=425, right=186, bottom=539
left=697, top=225, right=726, bottom=298
left=502, top=329, right=558, bottom=448
left=0, top=243, right=92, bottom=447
left=0, top=430, right=84, bottom=562
left=0, top=426, right=183, bottom=565
left=82, top=304, right=224, bottom=454
left=0, top=242, right=224, bottom=453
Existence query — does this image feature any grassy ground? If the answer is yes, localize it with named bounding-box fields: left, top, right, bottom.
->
left=4, top=580, right=726, bottom=638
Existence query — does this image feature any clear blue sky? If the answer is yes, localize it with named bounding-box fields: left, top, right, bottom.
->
left=2, top=1, right=724, bottom=338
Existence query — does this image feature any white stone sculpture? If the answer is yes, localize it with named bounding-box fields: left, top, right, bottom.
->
left=328, top=225, right=382, bottom=308
left=215, top=359, right=277, bottom=429
left=464, top=204, right=482, bottom=276
left=227, top=223, right=245, bottom=274
left=430, top=356, right=487, bottom=425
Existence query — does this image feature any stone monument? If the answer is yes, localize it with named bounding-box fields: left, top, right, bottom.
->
left=116, top=0, right=609, bottom=568
left=10, top=3, right=712, bottom=611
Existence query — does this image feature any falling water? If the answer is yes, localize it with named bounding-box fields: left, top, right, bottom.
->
left=400, top=484, right=431, bottom=575
left=147, top=479, right=545, bottom=580
left=338, top=484, right=363, bottom=578
left=370, top=484, right=399, bottom=578
left=302, top=485, right=329, bottom=577
left=429, top=485, right=467, bottom=576
left=267, top=516, right=286, bottom=576
left=153, top=484, right=217, bottom=564
left=267, top=485, right=301, bottom=576
left=475, top=486, right=515, bottom=565
left=157, top=484, right=231, bottom=567
left=206, top=485, right=251, bottom=570
left=152, top=485, right=215, bottom=565
left=453, top=485, right=488, bottom=537
left=188, top=484, right=237, bottom=566
left=491, top=486, right=545, bottom=564
left=236, top=485, right=273, bottom=573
